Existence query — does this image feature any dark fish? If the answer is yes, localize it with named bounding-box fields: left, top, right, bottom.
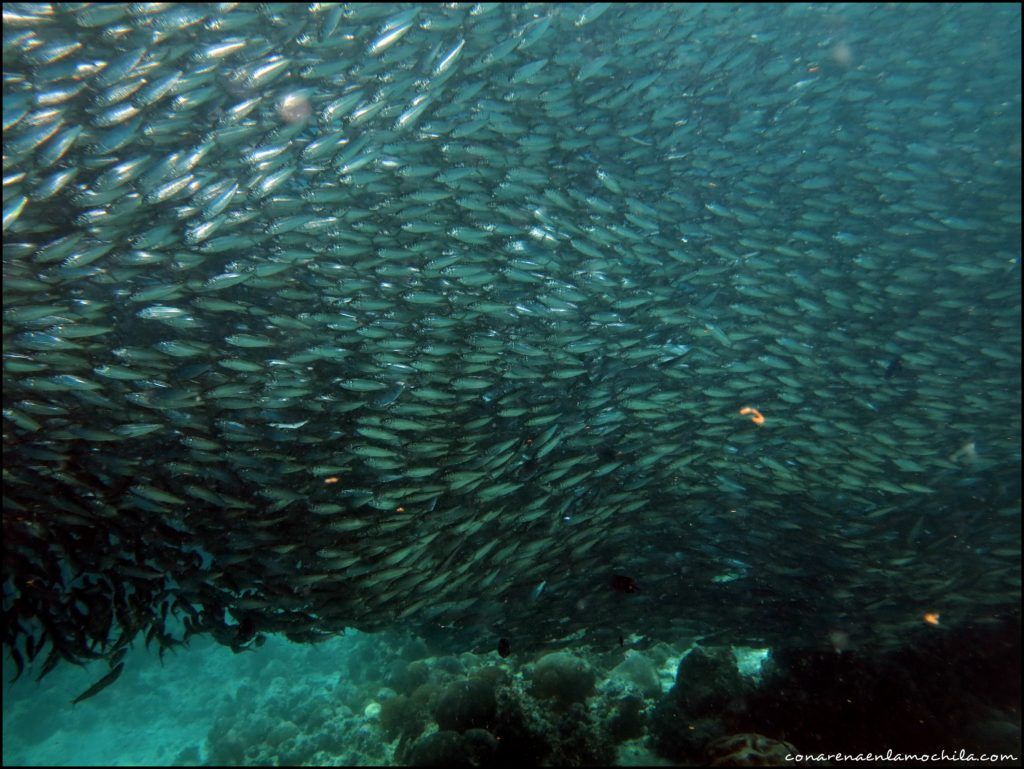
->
left=230, top=616, right=257, bottom=652
left=610, top=575, right=640, bottom=594
left=9, top=647, right=25, bottom=683
left=71, top=662, right=125, bottom=705
left=36, top=647, right=61, bottom=683
left=497, top=637, right=511, bottom=658
left=884, top=357, right=904, bottom=379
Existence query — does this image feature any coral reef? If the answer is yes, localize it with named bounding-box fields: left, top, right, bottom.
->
left=380, top=694, right=427, bottom=742
left=607, top=695, right=647, bottom=742
left=530, top=652, right=597, bottom=707
left=7, top=610, right=1016, bottom=766
left=610, top=650, right=662, bottom=698
left=196, top=617, right=1020, bottom=766
left=673, top=646, right=746, bottom=717
left=386, top=659, right=431, bottom=695
left=434, top=677, right=498, bottom=733
left=705, top=733, right=798, bottom=766
left=648, top=700, right=728, bottom=763
left=546, top=702, right=617, bottom=766
left=406, top=730, right=469, bottom=766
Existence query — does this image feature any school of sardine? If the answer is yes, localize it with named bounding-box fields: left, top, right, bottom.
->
left=2, top=3, right=1020, bottom=694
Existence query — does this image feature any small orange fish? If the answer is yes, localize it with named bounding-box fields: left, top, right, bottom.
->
left=740, top=406, right=765, bottom=425
left=923, top=612, right=940, bottom=626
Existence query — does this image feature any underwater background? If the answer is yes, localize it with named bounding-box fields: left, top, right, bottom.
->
left=3, top=2, right=1021, bottom=766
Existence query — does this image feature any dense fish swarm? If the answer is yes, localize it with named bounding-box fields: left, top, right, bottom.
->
left=2, top=3, right=1020, bottom=684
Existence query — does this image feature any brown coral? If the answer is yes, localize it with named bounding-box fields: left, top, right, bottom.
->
left=706, top=733, right=798, bottom=766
